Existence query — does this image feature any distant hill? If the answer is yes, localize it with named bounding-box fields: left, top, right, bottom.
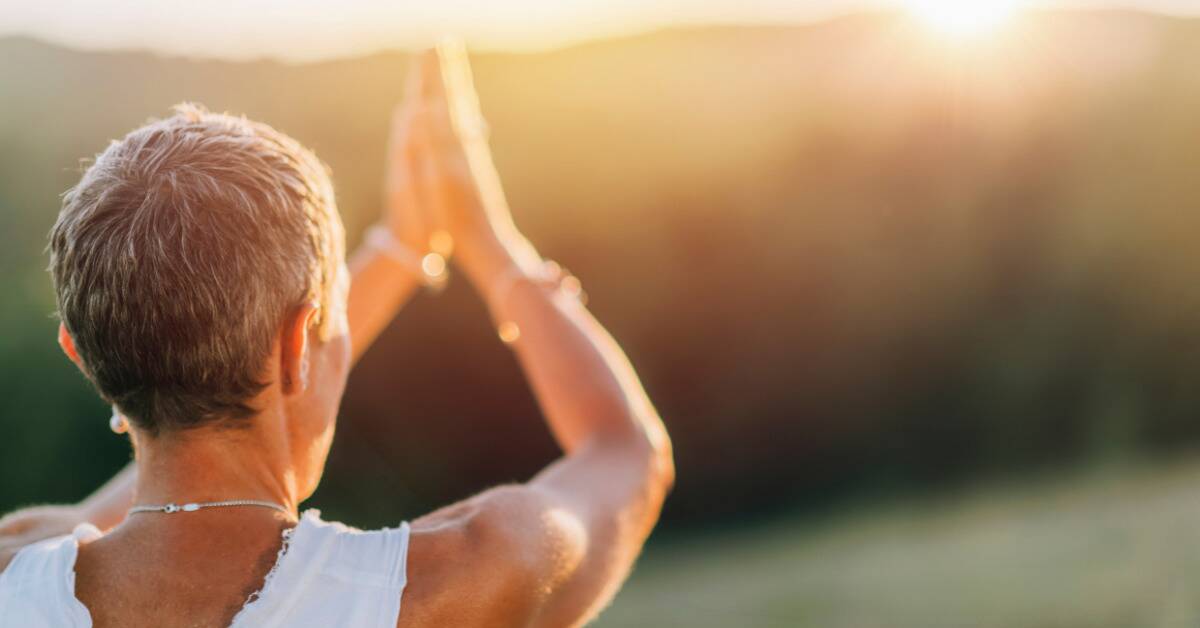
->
left=2, top=11, right=1199, bottom=526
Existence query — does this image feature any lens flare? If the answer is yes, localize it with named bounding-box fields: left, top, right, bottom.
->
left=902, top=0, right=1023, bottom=40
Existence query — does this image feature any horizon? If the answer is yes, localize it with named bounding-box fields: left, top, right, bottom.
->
left=1, top=0, right=1198, bottom=62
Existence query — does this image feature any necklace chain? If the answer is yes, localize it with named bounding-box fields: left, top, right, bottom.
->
left=128, top=499, right=290, bottom=516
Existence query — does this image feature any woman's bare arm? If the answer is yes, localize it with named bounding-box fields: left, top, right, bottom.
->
left=470, top=242, right=675, bottom=627
left=0, top=463, right=137, bottom=569
left=346, top=244, right=423, bottom=360
left=398, top=44, right=674, bottom=628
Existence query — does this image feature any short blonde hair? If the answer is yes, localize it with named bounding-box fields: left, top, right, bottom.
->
left=49, top=104, right=345, bottom=433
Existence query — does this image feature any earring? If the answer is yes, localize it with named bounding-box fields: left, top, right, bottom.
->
left=109, top=406, right=129, bottom=434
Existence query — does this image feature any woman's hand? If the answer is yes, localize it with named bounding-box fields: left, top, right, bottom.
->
left=414, top=43, right=539, bottom=285
left=383, top=63, right=447, bottom=255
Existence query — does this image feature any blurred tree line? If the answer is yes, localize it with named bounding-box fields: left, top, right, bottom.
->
left=1, top=11, right=1198, bottom=531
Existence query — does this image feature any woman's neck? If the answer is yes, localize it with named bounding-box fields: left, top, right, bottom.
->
left=130, top=417, right=301, bottom=517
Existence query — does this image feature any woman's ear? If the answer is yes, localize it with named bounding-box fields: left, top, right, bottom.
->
left=57, top=323, right=86, bottom=372
left=281, top=301, right=321, bottom=394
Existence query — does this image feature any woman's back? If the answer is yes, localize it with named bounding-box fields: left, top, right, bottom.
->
left=0, top=511, right=409, bottom=628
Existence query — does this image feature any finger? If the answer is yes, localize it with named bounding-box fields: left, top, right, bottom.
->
left=418, top=153, right=460, bottom=251
left=408, top=103, right=458, bottom=160
left=410, top=51, right=461, bottom=149
left=386, top=107, right=426, bottom=226
left=388, top=108, right=419, bottom=204
left=388, top=104, right=411, bottom=157
left=391, top=53, right=431, bottom=156
left=436, top=43, right=468, bottom=130
left=436, top=39, right=472, bottom=110
left=395, top=103, right=451, bottom=167
left=417, top=48, right=447, bottom=104
left=411, top=137, right=455, bottom=255
left=437, top=40, right=484, bottom=135
left=410, top=107, right=462, bottom=238
left=437, top=45, right=492, bottom=150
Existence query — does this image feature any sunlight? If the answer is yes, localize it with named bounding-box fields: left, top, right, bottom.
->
left=901, top=0, right=1024, bottom=40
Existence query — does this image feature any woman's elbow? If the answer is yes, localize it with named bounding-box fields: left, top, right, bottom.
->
left=652, top=428, right=675, bottom=495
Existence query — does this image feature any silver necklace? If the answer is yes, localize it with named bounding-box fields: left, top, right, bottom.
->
left=128, top=499, right=290, bottom=516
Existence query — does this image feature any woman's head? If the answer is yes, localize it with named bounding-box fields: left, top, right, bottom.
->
left=49, top=104, right=349, bottom=496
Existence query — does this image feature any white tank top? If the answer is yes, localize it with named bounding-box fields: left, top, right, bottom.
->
left=0, top=510, right=410, bottom=628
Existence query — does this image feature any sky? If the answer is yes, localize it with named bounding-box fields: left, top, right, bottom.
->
left=1, top=0, right=1197, bottom=61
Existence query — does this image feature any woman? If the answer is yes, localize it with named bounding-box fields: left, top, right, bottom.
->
left=0, top=44, right=673, bottom=627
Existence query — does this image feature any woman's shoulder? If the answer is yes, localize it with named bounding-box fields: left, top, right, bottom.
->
left=393, top=485, right=572, bottom=627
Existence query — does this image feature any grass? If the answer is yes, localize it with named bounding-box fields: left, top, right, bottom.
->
left=594, top=458, right=1200, bottom=627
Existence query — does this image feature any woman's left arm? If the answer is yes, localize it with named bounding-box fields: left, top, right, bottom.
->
left=0, top=462, right=136, bottom=552
left=346, top=240, right=425, bottom=362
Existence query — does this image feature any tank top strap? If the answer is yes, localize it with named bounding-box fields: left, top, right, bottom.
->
left=0, top=524, right=99, bottom=627
left=230, top=510, right=411, bottom=628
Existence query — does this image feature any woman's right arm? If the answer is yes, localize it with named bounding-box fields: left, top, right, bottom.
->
left=462, top=239, right=676, bottom=627
left=0, top=464, right=136, bottom=570
left=398, top=45, right=674, bottom=628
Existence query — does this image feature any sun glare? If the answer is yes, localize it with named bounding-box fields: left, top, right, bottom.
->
left=902, top=0, right=1023, bottom=40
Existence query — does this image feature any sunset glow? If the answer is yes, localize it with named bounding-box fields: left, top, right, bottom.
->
left=901, top=0, right=1024, bottom=40
left=1, top=0, right=1193, bottom=60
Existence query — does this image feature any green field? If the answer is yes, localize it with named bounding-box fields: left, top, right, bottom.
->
left=597, top=459, right=1200, bottom=627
